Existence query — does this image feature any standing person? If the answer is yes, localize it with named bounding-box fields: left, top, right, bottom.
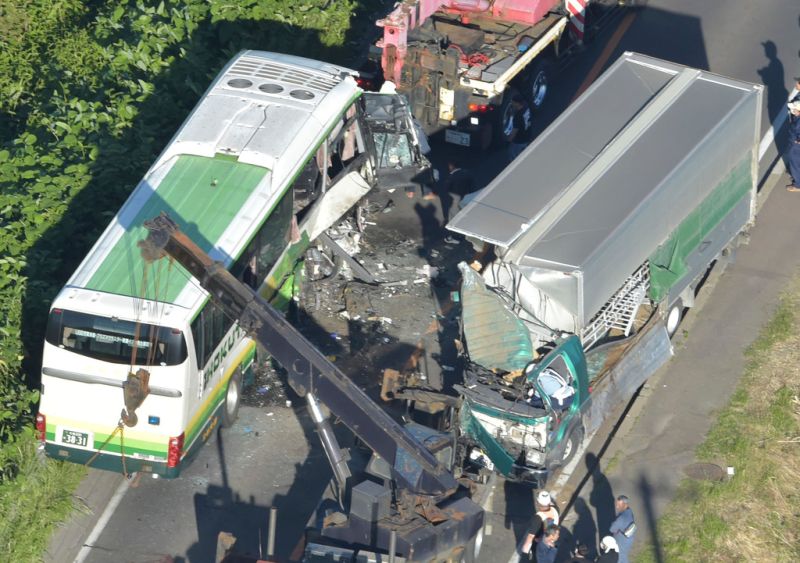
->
left=506, top=93, right=533, bottom=161
left=786, top=101, right=800, bottom=191
left=441, top=158, right=476, bottom=220
left=597, top=536, right=620, bottom=563
left=535, top=525, right=560, bottom=563
left=521, top=490, right=560, bottom=557
left=791, top=76, right=800, bottom=103
left=609, top=495, right=636, bottom=563
left=440, top=158, right=477, bottom=244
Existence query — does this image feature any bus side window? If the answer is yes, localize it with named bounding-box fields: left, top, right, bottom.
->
left=191, top=314, right=203, bottom=369
left=232, top=188, right=293, bottom=289
left=212, top=304, right=233, bottom=344
left=327, top=106, right=360, bottom=182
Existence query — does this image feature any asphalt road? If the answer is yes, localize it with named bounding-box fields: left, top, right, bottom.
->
left=46, top=1, right=800, bottom=562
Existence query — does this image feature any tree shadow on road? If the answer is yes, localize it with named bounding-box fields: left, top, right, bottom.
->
left=636, top=473, right=665, bottom=563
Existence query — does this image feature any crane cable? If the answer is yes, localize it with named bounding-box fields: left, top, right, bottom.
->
left=84, top=420, right=129, bottom=478
left=87, top=250, right=173, bottom=476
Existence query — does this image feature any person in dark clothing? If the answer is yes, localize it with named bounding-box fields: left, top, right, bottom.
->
left=786, top=101, right=800, bottom=191
left=521, top=490, right=561, bottom=557
left=597, top=536, right=620, bottom=563
left=507, top=93, right=533, bottom=161
left=535, top=525, right=560, bottom=563
left=442, top=159, right=476, bottom=219
left=440, top=158, right=477, bottom=243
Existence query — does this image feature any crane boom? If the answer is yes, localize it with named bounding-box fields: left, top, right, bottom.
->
left=140, top=212, right=458, bottom=497
left=140, top=213, right=485, bottom=561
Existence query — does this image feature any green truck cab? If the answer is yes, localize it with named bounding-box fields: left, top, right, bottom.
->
left=458, top=333, right=588, bottom=485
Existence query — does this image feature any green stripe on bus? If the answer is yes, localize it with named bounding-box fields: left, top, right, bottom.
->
left=86, top=155, right=268, bottom=302
left=45, top=423, right=167, bottom=457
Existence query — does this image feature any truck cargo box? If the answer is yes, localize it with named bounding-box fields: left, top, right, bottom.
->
left=449, top=52, right=762, bottom=328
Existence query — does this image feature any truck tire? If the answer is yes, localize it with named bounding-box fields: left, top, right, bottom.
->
left=492, top=91, right=517, bottom=148
left=221, top=371, right=241, bottom=428
left=665, top=299, right=684, bottom=338
left=560, top=425, right=584, bottom=466
left=525, top=58, right=553, bottom=111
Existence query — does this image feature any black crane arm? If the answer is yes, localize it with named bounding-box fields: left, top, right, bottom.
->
left=139, top=213, right=458, bottom=498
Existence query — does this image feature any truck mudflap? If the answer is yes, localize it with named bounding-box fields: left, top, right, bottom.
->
left=583, top=324, right=673, bottom=435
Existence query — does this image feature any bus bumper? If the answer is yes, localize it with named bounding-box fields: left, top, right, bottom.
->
left=44, top=442, right=177, bottom=478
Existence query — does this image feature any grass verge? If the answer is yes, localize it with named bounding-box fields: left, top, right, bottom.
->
left=635, top=279, right=800, bottom=561
left=0, top=435, right=85, bottom=560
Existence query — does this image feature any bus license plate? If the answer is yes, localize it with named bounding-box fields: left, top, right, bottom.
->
left=445, top=129, right=471, bottom=146
left=61, top=429, right=90, bottom=448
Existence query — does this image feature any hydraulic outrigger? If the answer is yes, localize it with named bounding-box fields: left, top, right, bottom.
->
left=140, top=213, right=484, bottom=562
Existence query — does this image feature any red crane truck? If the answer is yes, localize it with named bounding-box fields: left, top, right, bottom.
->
left=372, top=0, right=605, bottom=148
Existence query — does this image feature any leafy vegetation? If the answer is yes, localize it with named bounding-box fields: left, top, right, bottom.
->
left=0, top=436, right=85, bottom=560
left=635, top=282, right=800, bottom=561
left=0, top=0, right=385, bottom=556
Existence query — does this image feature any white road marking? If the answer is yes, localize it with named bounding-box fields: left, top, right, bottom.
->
left=74, top=476, right=131, bottom=563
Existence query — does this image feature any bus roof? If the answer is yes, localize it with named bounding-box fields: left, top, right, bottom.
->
left=63, top=51, right=360, bottom=317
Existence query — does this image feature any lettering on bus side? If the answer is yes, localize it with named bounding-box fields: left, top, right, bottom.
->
left=203, top=324, right=245, bottom=390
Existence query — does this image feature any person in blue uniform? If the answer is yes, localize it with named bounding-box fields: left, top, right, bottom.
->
left=535, top=525, right=560, bottom=563
left=609, top=495, right=636, bottom=563
left=787, top=101, right=800, bottom=192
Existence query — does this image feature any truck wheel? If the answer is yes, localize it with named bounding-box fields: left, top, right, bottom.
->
left=560, top=425, right=584, bottom=466
left=665, top=299, right=684, bottom=338
left=525, top=59, right=553, bottom=111
left=492, top=91, right=516, bottom=147
left=221, top=372, right=241, bottom=428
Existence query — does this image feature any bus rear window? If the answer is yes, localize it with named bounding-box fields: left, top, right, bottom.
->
left=45, top=309, right=187, bottom=366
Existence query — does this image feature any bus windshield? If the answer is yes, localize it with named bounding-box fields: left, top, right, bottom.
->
left=45, top=309, right=187, bottom=366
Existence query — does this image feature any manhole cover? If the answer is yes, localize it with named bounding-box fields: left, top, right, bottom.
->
left=683, top=462, right=726, bottom=481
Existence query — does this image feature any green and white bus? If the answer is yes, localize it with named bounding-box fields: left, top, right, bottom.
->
left=36, top=50, right=432, bottom=477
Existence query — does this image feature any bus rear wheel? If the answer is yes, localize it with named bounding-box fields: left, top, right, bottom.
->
left=222, top=372, right=241, bottom=428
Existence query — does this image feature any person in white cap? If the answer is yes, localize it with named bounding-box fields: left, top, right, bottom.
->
left=597, top=536, right=619, bottom=562
left=520, top=490, right=560, bottom=557
left=786, top=101, right=800, bottom=192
